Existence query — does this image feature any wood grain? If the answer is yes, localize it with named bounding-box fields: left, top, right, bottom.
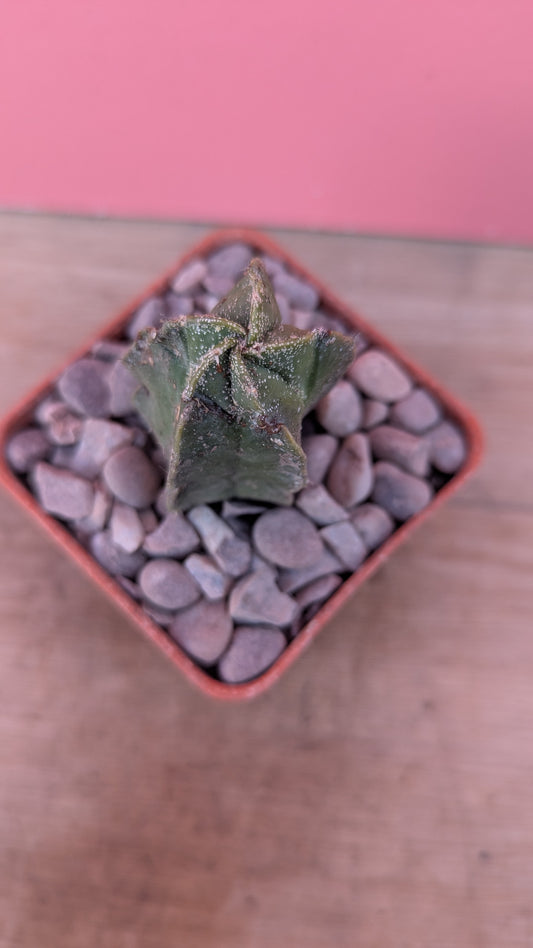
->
left=0, top=213, right=532, bottom=948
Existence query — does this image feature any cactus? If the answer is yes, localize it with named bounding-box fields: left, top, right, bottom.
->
left=123, top=258, right=355, bottom=509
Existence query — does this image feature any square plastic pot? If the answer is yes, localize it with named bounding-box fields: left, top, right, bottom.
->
left=0, top=230, right=483, bottom=700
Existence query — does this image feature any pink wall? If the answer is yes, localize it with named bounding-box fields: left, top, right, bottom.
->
left=1, top=1, right=532, bottom=243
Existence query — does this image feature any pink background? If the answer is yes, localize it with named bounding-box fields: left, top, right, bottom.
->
left=1, top=1, right=532, bottom=243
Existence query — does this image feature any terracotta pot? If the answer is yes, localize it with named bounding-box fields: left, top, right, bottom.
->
left=0, top=230, right=483, bottom=700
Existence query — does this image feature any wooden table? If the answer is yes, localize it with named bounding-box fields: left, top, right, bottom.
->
left=1, top=213, right=531, bottom=948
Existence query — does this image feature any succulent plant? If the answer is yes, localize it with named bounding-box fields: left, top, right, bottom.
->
left=123, top=258, right=355, bottom=509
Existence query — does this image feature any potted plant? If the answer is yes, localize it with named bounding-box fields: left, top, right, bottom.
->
left=0, top=231, right=482, bottom=699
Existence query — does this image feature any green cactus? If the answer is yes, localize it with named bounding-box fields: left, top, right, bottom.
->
left=123, top=258, right=355, bottom=509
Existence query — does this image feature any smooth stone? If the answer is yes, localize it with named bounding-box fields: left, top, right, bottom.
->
left=194, top=292, right=218, bottom=313
left=108, top=361, right=139, bottom=417
left=316, top=379, right=362, bottom=437
left=34, top=396, right=65, bottom=426
left=203, top=273, right=234, bottom=298
left=6, top=427, right=49, bottom=472
left=295, top=573, right=342, bottom=610
left=351, top=503, right=394, bottom=551
left=372, top=461, right=433, bottom=521
left=51, top=445, right=76, bottom=468
left=427, top=421, right=467, bottom=473
left=348, top=349, right=412, bottom=402
left=103, top=445, right=160, bottom=508
left=155, top=488, right=168, bottom=517
left=296, top=485, right=349, bottom=525
left=327, top=433, right=373, bottom=507
left=274, top=292, right=291, bottom=323
left=138, top=559, right=200, bottom=611
left=33, top=462, right=93, bottom=520
left=184, top=553, right=232, bottom=601
left=369, top=425, right=430, bottom=478
left=218, top=626, right=286, bottom=684
left=278, top=547, right=344, bottom=594
left=302, top=433, right=338, bottom=485
left=126, top=296, right=165, bottom=339
left=171, top=258, right=208, bottom=294
left=187, top=506, right=251, bottom=577
left=164, top=292, right=194, bottom=318
left=143, top=605, right=176, bottom=628
left=362, top=398, right=388, bottom=430
left=139, top=508, right=158, bottom=533
left=207, top=243, right=253, bottom=279
left=91, top=339, right=130, bottom=361
left=252, top=508, right=323, bottom=569
left=57, top=358, right=111, bottom=417
left=273, top=271, right=319, bottom=310
left=90, top=530, right=146, bottom=578
left=143, top=512, right=200, bottom=558
left=46, top=406, right=83, bottom=446
left=390, top=388, right=442, bottom=434
left=75, top=486, right=112, bottom=535
left=169, top=600, right=233, bottom=666
left=110, top=503, right=145, bottom=553
left=320, top=522, right=367, bottom=571
left=289, top=308, right=313, bottom=330
left=260, top=254, right=286, bottom=277
left=70, top=419, right=133, bottom=478
left=116, top=576, right=142, bottom=600
left=229, top=571, right=298, bottom=627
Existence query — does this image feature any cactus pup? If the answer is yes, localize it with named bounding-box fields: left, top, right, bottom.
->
left=123, top=259, right=355, bottom=510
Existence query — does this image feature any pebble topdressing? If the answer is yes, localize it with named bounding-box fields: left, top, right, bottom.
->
left=6, top=242, right=468, bottom=685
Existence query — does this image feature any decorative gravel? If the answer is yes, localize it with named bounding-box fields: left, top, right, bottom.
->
left=5, top=241, right=469, bottom=686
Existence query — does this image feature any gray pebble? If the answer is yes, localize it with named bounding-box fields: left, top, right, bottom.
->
left=348, top=349, right=412, bottom=402
left=218, top=626, right=286, bottom=684
left=57, top=358, right=111, bottom=417
left=295, top=573, right=342, bottom=610
left=139, top=508, right=158, bottom=533
left=34, top=396, right=66, bottom=426
left=155, top=488, right=168, bottom=518
left=369, top=425, right=430, bottom=478
left=138, top=559, right=200, bottom=611
left=273, top=271, right=319, bottom=310
left=278, top=547, right=344, bottom=594
left=91, top=339, right=130, bottom=361
left=46, top=405, right=83, bottom=446
left=143, top=605, right=176, bottom=628
left=302, top=433, right=338, bottom=484
left=275, top=293, right=291, bottom=323
left=164, top=293, right=194, bottom=318
left=108, top=361, right=139, bottom=417
left=169, top=600, right=233, bottom=666
left=362, top=398, right=388, bottom=430
left=260, top=254, right=286, bottom=277
left=75, top=486, right=112, bottom=535
left=90, top=530, right=146, bottom=577
left=116, top=576, right=142, bottom=600
left=184, top=553, right=232, bottom=601
left=203, top=273, right=234, bottom=298
left=221, top=500, right=267, bottom=519
left=143, top=512, right=200, bottom=558
left=171, top=258, right=208, bottom=294
left=350, top=503, right=394, bottom=551
left=253, top=508, right=323, bottom=569
left=103, top=445, right=160, bottom=508
left=70, top=419, right=133, bottom=478
left=320, top=522, right=367, bottom=571
left=390, top=388, right=442, bottom=434
left=229, top=570, right=298, bottom=627
left=187, top=506, right=251, bottom=577
left=110, top=503, right=145, bottom=553
left=126, top=297, right=165, bottom=339
left=207, top=243, right=253, bottom=279
left=296, top=485, right=349, bottom=525
left=289, top=308, right=313, bottom=331
left=33, top=462, right=94, bottom=520
left=6, top=427, right=49, bottom=472
left=195, top=292, right=219, bottom=314
left=427, top=421, right=467, bottom=473
left=372, top=461, right=433, bottom=521
left=316, top=379, right=362, bottom=437
left=327, top=433, right=373, bottom=507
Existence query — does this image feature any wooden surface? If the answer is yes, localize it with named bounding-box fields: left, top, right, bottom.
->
left=0, top=214, right=532, bottom=948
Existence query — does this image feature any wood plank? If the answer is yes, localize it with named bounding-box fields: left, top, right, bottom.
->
left=0, top=212, right=531, bottom=948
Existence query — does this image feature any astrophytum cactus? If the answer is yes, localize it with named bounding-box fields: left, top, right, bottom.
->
left=123, top=259, right=355, bottom=509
